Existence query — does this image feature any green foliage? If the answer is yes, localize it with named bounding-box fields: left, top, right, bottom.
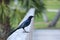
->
left=0, top=0, right=26, bottom=29
left=34, top=12, right=59, bottom=29
left=20, top=0, right=45, bottom=16
left=9, top=0, right=27, bottom=29
left=44, top=0, right=60, bottom=9
left=0, top=1, right=10, bottom=24
left=32, top=0, right=45, bottom=17
left=10, top=8, right=26, bottom=29
left=0, top=0, right=45, bottom=29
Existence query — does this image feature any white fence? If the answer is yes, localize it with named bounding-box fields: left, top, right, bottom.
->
left=7, top=8, right=35, bottom=40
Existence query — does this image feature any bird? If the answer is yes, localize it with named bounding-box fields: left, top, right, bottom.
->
left=9, top=16, right=34, bottom=36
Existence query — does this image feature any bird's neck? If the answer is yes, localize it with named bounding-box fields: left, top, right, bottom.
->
left=28, top=18, right=32, bottom=20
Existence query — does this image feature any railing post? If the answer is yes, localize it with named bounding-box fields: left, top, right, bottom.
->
left=7, top=8, right=35, bottom=40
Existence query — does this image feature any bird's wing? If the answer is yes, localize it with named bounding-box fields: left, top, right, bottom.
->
left=19, top=20, right=27, bottom=27
left=20, top=20, right=29, bottom=28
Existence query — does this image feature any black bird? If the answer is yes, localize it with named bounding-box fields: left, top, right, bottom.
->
left=9, top=16, right=34, bottom=36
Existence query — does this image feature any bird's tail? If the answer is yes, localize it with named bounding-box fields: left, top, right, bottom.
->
left=8, top=27, right=21, bottom=36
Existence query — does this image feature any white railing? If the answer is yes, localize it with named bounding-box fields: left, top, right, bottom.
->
left=7, top=8, right=35, bottom=40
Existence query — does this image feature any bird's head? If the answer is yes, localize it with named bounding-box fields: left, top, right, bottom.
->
left=29, top=16, right=34, bottom=18
left=28, top=16, right=34, bottom=20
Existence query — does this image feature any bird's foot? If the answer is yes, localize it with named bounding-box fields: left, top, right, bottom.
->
left=23, top=31, right=29, bottom=33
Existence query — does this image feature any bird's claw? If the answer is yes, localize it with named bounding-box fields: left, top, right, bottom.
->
left=23, top=31, right=29, bottom=33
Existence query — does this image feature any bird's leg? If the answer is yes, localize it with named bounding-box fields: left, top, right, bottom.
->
left=23, top=28, right=29, bottom=33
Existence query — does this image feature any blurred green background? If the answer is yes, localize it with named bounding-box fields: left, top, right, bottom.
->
left=34, top=0, right=60, bottom=29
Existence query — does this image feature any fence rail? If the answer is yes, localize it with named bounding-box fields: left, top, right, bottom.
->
left=7, top=8, right=35, bottom=40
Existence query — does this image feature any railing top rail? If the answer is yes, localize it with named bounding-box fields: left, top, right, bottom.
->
left=7, top=8, right=35, bottom=40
